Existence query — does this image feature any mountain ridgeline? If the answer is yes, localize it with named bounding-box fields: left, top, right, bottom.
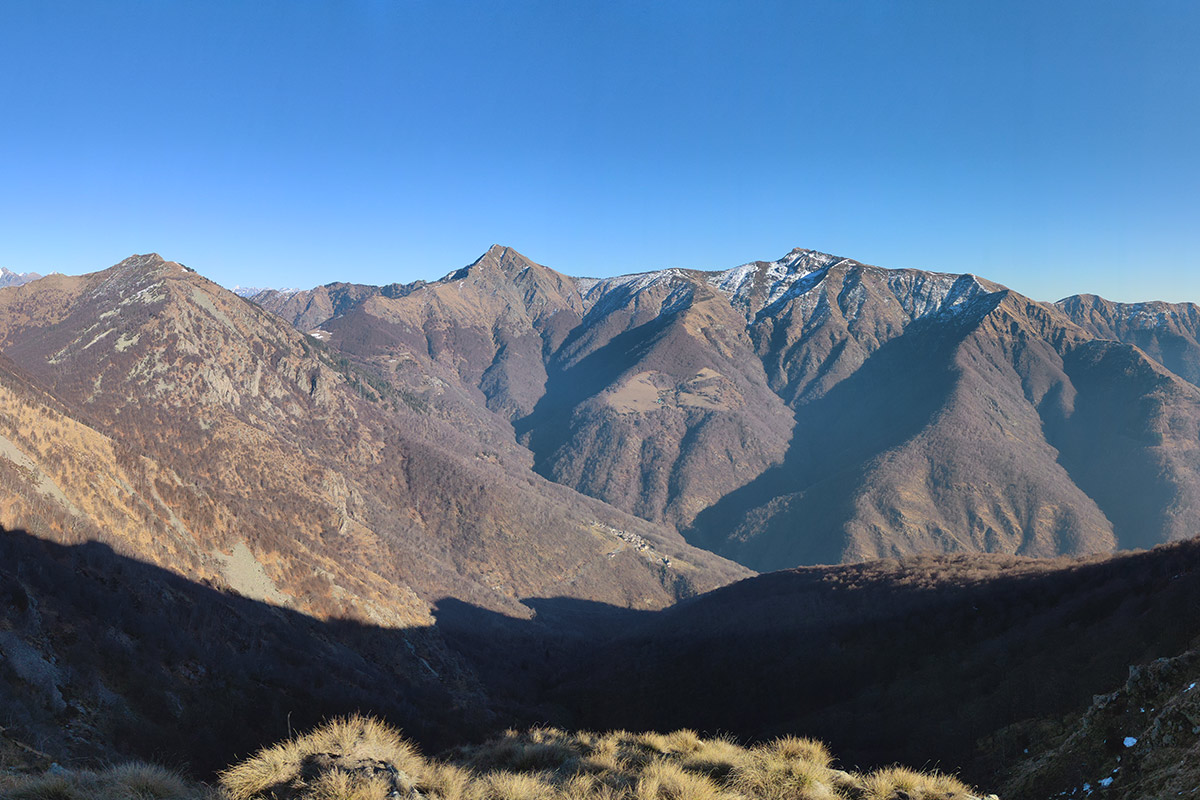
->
left=254, top=245, right=1200, bottom=571
left=0, top=254, right=748, bottom=630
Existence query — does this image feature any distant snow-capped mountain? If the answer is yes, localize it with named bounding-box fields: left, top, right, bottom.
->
left=0, top=267, right=43, bottom=288
left=231, top=285, right=300, bottom=298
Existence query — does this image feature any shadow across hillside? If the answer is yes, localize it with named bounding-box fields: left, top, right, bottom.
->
left=684, top=312, right=976, bottom=567
left=0, top=528, right=486, bottom=775
left=514, top=308, right=681, bottom=473
left=528, top=543, right=1200, bottom=785
left=7, top=525, right=1200, bottom=790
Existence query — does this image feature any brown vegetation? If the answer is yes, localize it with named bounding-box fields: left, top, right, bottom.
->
left=2, top=717, right=987, bottom=799
left=0, top=762, right=217, bottom=800
left=214, top=717, right=987, bottom=800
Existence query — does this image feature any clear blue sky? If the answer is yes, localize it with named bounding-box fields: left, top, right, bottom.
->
left=2, top=1, right=1198, bottom=301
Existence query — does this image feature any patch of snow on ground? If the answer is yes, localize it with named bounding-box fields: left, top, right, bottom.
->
left=1123, top=736, right=1137, bottom=747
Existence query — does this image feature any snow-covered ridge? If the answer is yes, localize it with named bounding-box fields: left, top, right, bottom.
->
left=888, top=271, right=991, bottom=320
left=233, top=286, right=300, bottom=298
left=707, top=248, right=845, bottom=311
left=576, top=268, right=695, bottom=317
left=706, top=247, right=995, bottom=325
left=1110, top=300, right=1200, bottom=331
left=570, top=247, right=994, bottom=328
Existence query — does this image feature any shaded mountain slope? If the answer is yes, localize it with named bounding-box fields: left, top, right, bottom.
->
left=533, top=537, right=1200, bottom=791
left=0, top=527, right=476, bottom=774
left=519, top=267, right=795, bottom=529
left=1058, top=293, right=1200, bottom=387
left=273, top=247, right=795, bottom=532
left=0, top=254, right=749, bottom=628
left=1000, top=639, right=1200, bottom=799
left=691, top=281, right=1200, bottom=568
left=7, top=523, right=1199, bottom=798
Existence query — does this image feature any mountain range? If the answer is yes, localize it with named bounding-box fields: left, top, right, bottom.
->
left=254, top=245, right=1200, bottom=571
left=3, top=245, right=1200, bottom=798
left=0, top=267, right=42, bottom=288
left=0, top=254, right=747, bottom=625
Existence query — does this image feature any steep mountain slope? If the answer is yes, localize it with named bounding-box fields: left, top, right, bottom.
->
left=0, top=254, right=749, bottom=629
left=519, top=266, right=795, bottom=529
left=1057, top=293, right=1200, bottom=387
left=271, top=246, right=795, bottom=532
left=691, top=267, right=1200, bottom=568
left=259, top=246, right=1200, bottom=570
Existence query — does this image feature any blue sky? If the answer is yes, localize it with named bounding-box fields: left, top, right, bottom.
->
left=2, top=1, right=1198, bottom=301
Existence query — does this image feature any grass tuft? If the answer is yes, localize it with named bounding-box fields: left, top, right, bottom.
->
left=859, top=765, right=975, bottom=799
left=0, top=762, right=211, bottom=800
left=635, top=759, right=723, bottom=800
left=219, top=715, right=423, bottom=800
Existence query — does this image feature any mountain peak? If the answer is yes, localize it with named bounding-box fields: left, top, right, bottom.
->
left=0, top=267, right=43, bottom=288
left=107, top=253, right=201, bottom=281
left=117, top=252, right=166, bottom=267
left=706, top=248, right=843, bottom=311
left=776, top=247, right=842, bottom=271
left=449, top=245, right=541, bottom=282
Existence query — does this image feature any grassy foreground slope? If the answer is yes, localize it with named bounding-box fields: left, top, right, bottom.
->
left=1, top=716, right=995, bottom=800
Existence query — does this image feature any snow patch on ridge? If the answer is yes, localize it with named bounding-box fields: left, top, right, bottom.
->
left=233, top=285, right=300, bottom=298
left=577, top=269, right=695, bottom=318
left=891, top=272, right=991, bottom=320
left=708, top=248, right=843, bottom=312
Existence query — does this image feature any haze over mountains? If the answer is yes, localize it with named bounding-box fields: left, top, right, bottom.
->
left=255, top=245, right=1200, bottom=571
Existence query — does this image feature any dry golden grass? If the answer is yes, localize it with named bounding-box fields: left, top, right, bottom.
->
left=633, top=760, right=722, bottom=800
left=675, top=736, right=744, bottom=783
left=729, top=737, right=840, bottom=800
left=475, top=770, right=558, bottom=800
left=219, top=716, right=425, bottom=800
left=10, top=716, right=989, bottom=800
left=0, top=762, right=215, bottom=800
left=858, top=765, right=975, bottom=800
